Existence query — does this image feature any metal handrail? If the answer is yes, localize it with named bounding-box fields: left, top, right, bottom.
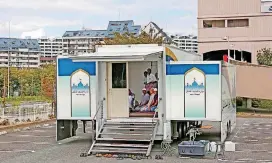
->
left=151, top=98, right=161, bottom=124
left=91, top=98, right=105, bottom=131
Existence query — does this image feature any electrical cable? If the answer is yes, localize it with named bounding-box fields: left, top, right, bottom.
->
left=160, top=141, right=178, bottom=157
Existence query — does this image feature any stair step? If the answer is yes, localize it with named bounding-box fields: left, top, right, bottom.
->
left=94, top=143, right=149, bottom=148
left=93, top=147, right=148, bottom=151
left=105, top=122, right=156, bottom=125
left=96, top=138, right=150, bottom=142
left=100, top=133, right=152, bottom=136
left=91, top=149, right=147, bottom=154
left=102, top=127, right=153, bottom=130
left=104, top=123, right=155, bottom=127
left=104, top=125, right=153, bottom=128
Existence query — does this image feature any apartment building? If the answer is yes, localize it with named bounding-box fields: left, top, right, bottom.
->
left=171, top=35, right=198, bottom=53
left=198, top=0, right=272, bottom=63
left=0, top=38, right=40, bottom=68
left=38, top=37, right=62, bottom=64
left=62, top=20, right=141, bottom=56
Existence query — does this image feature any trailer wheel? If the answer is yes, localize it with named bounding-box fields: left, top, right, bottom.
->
left=177, top=122, right=187, bottom=140
left=227, top=121, right=231, bottom=137
left=183, top=122, right=188, bottom=138
left=178, top=122, right=182, bottom=140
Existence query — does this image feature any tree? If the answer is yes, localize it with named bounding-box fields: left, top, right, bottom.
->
left=104, top=32, right=163, bottom=45
left=40, top=64, right=55, bottom=99
left=257, top=48, right=272, bottom=66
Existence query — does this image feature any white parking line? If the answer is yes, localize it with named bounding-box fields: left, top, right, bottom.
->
left=257, top=160, right=272, bottom=162
left=0, top=141, right=30, bottom=144
left=235, top=142, right=272, bottom=145
left=9, top=134, right=54, bottom=138
left=0, top=141, right=54, bottom=145
left=0, top=150, right=35, bottom=153
left=21, top=130, right=47, bottom=133
left=234, top=150, right=269, bottom=153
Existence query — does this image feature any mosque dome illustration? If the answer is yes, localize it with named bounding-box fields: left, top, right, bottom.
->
left=185, top=78, right=205, bottom=91
left=72, top=79, right=89, bottom=91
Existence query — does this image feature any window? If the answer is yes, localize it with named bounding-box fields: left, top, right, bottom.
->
left=203, top=20, right=225, bottom=28
left=112, top=63, right=127, bottom=88
left=227, top=19, right=249, bottom=27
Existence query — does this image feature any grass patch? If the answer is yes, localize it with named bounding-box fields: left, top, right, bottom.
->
left=0, top=96, right=52, bottom=106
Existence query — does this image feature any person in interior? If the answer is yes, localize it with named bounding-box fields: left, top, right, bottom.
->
left=128, top=89, right=135, bottom=111
left=150, top=88, right=158, bottom=111
left=143, top=71, right=148, bottom=86
left=146, top=68, right=157, bottom=91
left=140, top=88, right=156, bottom=112
left=133, top=88, right=150, bottom=112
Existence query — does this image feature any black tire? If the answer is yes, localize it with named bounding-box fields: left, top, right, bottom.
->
left=183, top=122, right=188, bottom=138
left=226, top=122, right=230, bottom=137
left=177, top=122, right=182, bottom=141
left=228, top=121, right=231, bottom=136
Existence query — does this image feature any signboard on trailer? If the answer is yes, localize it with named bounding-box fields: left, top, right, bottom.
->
left=165, top=61, right=222, bottom=121
left=57, top=57, right=97, bottom=120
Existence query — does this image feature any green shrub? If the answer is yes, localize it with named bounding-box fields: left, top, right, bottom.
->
left=236, top=97, right=243, bottom=106
left=259, top=99, right=272, bottom=109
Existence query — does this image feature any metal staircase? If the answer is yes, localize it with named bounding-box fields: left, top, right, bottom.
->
left=88, top=118, right=159, bottom=156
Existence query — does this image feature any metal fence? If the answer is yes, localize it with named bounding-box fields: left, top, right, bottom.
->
left=0, top=103, right=53, bottom=124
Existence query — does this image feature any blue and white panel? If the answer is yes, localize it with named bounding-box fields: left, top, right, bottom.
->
left=57, top=57, right=96, bottom=120
left=184, top=68, right=206, bottom=118
left=165, top=61, right=221, bottom=121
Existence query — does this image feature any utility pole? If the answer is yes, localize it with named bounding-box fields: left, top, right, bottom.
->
left=3, top=74, right=6, bottom=107
left=7, top=21, right=10, bottom=98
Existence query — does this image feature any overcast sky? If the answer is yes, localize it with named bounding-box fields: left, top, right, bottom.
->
left=0, top=0, right=197, bottom=38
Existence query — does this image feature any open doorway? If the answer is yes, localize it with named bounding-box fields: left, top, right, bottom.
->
left=128, top=61, right=159, bottom=117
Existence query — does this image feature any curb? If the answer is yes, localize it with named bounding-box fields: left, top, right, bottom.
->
left=237, top=113, right=272, bottom=118
left=0, top=119, right=56, bottom=134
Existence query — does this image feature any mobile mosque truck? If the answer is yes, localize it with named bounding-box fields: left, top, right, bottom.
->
left=56, top=44, right=236, bottom=156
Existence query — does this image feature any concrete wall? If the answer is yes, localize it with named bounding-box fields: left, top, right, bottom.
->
left=234, top=61, right=272, bottom=100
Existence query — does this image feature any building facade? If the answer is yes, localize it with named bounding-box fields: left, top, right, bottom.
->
left=170, top=35, right=198, bottom=53
left=62, top=20, right=141, bottom=56
left=198, top=0, right=272, bottom=63
left=38, top=37, right=62, bottom=64
left=0, top=38, right=40, bottom=68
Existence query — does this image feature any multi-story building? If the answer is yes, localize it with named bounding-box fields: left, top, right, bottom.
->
left=38, top=37, right=62, bottom=64
left=62, top=20, right=141, bottom=56
left=170, top=35, right=198, bottom=53
left=198, top=0, right=272, bottom=63
left=0, top=38, right=40, bottom=68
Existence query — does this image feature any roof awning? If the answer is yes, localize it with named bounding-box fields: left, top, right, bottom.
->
left=70, top=51, right=162, bottom=62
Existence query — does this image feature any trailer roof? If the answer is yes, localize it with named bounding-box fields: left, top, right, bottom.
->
left=70, top=51, right=162, bottom=62
left=69, top=44, right=164, bottom=62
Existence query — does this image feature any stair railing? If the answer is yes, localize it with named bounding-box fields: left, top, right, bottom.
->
left=151, top=98, right=162, bottom=140
left=151, top=97, right=162, bottom=124
left=91, top=98, right=105, bottom=140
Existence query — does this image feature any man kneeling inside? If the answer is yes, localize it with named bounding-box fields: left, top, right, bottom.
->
left=133, top=88, right=150, bottom=112
left=140, top=88, right=158, bottom=112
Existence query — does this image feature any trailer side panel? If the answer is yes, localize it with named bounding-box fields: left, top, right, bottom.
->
left=57, top=57, right=97, bottom=120
left=165, top=61, right=222, bottom=121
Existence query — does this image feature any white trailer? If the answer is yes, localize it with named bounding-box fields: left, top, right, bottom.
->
left=56, top=44, right=236, bottom=156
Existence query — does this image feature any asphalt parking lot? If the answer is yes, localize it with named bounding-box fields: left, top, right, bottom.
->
left=0, top=118, right=271, bottom=163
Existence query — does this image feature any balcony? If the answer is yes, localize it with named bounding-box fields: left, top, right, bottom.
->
left=198, top=27, right=251, bottom=42
left=0, top=59, right=8, bottom=62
